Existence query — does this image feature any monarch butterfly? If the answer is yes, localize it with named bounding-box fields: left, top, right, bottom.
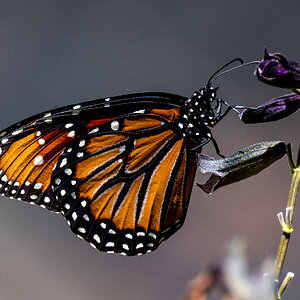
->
left=0, top=61, right=240, bottom=256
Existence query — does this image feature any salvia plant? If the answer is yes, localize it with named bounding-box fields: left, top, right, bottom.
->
left=181, top=48, right=300, bottom=300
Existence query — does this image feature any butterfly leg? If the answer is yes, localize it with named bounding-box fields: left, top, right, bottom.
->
left=216, top=99, right=252, bottom=123
left=221, top=99, right=252, bottom=115
left=210, top=135, right=225, bottom=158
left=215, top=100, right=232, bottom=122
left=192, top=130, right=224, bottom=157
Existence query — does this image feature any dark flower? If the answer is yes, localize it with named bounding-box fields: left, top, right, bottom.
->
left=239, top=93, right=300, bottom=123
left=255, top=48, right=300, bottom=89
left=196, top=141, right=286, bottom=194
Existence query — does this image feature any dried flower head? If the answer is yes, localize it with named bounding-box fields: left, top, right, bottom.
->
left=240, top=93, right=300, bottom=123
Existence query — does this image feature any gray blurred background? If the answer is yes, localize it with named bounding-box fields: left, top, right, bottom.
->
left=0, top=1, right=299, bottom=299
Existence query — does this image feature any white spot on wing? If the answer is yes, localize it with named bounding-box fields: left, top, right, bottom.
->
left=133, top=109, right=145, bottom=114
left=64, top=168, right=72, bottom=176
left=148, top=232, right=157, bottom=239
left=12, top=129, right=23, bottom=136
left=79, top=140, right=85, bottom=147
left=38, top=139, right=45, bottom=145
left=122, top=244, right=129, bottom=250
left=72, top=105, right=81, bottom=115
left=78, top=227, right=86, bottom=234
left=72, top=212, right=77, bottom=220
left=60, top=158, right=67, bottom=168
left=44, top=113, right=52, bottom=124
left=93, top=234, right=101, bottom=243
left=44, top=197, right=50, bottom=203
left=136, top=243, right=143, bottom=249
left=77, top=152, right=84, bottom=158
left=34, top=156, right=44, bottom=166
left=55, top=178, right=61, bottom=185
left=90, top=243, right=96, bottom=249
left=34, top=183, right=42, bottom=189
left=125, top=233, right=133, bottom=239
left=111, top=120, right=119, bottom=131
left=89, top=128, right=99, bottom=134
left=67, top=131, right=75, bottom=138
left=83, top=214, right=89, bottom=221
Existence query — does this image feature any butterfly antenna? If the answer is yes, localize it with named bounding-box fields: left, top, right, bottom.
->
left=207, top=58, right=244, bottom=86
left=208, top=60, right=260, bottom=85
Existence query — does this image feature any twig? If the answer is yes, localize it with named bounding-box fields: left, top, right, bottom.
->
left=274, top=146, right=300, bottom=284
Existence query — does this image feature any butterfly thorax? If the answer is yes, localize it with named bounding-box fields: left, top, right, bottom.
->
left=180, top=85, right=218, bottom=144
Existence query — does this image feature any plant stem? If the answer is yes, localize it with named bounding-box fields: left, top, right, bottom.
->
left=274, top=166, right=300, bottom=280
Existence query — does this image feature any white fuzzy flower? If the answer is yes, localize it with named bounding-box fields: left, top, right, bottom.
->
left=224, top=240, right=274, bottom=300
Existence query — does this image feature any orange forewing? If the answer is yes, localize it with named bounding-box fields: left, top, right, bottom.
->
left=148, top=108, right=182, bottom=122
left=0, top=129, right=77, bottom=192
left=123, top=118, right=163, bottom=131
left=84, top=135, right=128, bottom=155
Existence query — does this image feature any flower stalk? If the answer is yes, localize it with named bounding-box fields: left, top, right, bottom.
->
left=274, top=148, right=300, bottom=283
left=277, top=272, right=295, bottom=299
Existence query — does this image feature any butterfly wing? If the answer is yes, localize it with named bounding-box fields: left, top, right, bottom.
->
left=0, top=92, right=197, bottom=255
left=0, top=110, right=87, bottom=212
left=52, top=106, right=197, bottom=255
left=0, top=99, right=121, bottom=211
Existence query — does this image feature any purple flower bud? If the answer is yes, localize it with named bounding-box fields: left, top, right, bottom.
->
left=240, top=93, right=300, bottom=123
left=255, top=48, right=300, bottom=89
